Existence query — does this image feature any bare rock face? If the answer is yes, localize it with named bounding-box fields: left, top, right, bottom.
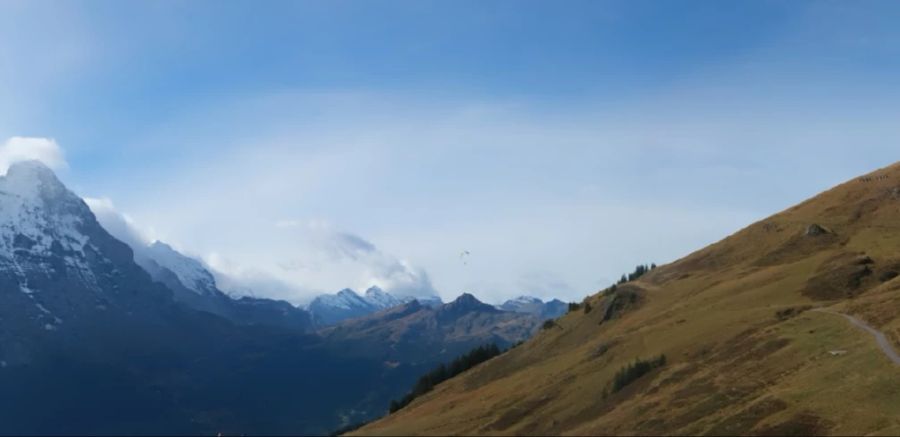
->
left=805, top=224, right=829, bottom=237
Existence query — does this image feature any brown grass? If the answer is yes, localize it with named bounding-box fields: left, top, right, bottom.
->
left=353, top=162, right=900, bottom=436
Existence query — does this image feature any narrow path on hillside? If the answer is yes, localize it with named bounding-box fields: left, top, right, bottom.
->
left=814, top=309, right=900, bottom=365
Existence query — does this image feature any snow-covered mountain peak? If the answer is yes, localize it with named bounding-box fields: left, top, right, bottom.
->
left=498, top=295, right=567, bottom=320
left=364, top=286, right=402, bottom=308
left=509, top=296, right=543, bottom=305
left=309, top=287, right=427, bottom=326
left=0, top=161, right=92, bottom=262
left=5, top=159, right=58, bottom=180
left=336, top=288, right=360, bottom=298
left=2, top=160, right=61, bottom=199
left=0, top=162, right=159, bottom=333
left=140, top=241, right=218, bottom=295
left=364, top=285, right=385, bottom=297
left=312, top=288, right=369, bottom=311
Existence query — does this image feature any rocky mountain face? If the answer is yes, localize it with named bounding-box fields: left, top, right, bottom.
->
left=321, top=293, right=541, bottom=419
left=308, top=286, right=442, bottom=326
left=356, top=162, right=900, bottom=436
left=0, top=162, right=393, bottom=434
left=0, top=161, right=541, bottom=434
left=498, top=296, right=568, bottom=320
left=0, top=161, right=176, bottom=361
left=324, top=293, right=540, bottom=364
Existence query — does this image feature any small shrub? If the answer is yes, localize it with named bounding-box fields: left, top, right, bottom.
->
left=879, top=270, right=899, bottom=282
left=583, top=301, right=592, bottom=314
left=542, top=319, right=556, bottom=330
left=775, top=305, right=812, bottom=321
left=593, top=343, right=610, bottom=357
left=602, top=290, right=640, bottom=322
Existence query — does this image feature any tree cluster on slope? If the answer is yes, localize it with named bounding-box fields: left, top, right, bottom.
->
left=389, top=344, right=503, bottom=413
left=617, top=263, right=657, bottom=285
left=596, top=263, right=656, bottom=298
left=610, top=354, right=667, bottom=393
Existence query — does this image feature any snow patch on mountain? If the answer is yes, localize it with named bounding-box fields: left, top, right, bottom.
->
left=0, top=161, right=100, bottom=300
left=363, top=286, right=413, bottom=309
left=308, top=286, right=442, bottom=326
left=315, top=288, right=372, bottom=311
left=499, top=295, right=567, bottom=320
left=139, top=241, right=218, bottom=295
left=0, top=162, right=90, bottom=257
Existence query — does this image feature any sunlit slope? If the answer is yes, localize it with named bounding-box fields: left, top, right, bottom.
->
left=355, top=162, right=900, bottom=436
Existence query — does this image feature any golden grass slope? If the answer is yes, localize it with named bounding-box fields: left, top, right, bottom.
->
left=354, top=162, right=900, bottom=436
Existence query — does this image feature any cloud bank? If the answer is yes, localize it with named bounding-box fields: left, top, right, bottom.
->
left=83, top=197, right=151, bottom=250
left=84, top=192, right=436, bottom=305
left=206, top=219, right=437, bottom=304
left=0, top=137, right=67, bottom=174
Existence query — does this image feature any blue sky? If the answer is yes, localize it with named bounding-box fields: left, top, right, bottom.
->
left=2, top=1, right=900, bottom=304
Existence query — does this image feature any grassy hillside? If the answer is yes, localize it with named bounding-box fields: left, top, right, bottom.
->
left=354, top=162, right=900, bottom=436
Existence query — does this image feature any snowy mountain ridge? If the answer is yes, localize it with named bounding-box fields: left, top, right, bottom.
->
left=137, top=241, right=217, bottom=296
left=308, top=286, right=440, bottom=326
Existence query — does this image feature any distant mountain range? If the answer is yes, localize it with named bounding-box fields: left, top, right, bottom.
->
left=324, top=293, right=541, bottom=364
left=319, top=293, right=542, bottom=422
left=497, top=295, right=568, bottom=320
left=307, top=286, right=442, bottom=327
left=308, top=290, right=567, bottom=328
left=0, top=160, right=557, bottom=435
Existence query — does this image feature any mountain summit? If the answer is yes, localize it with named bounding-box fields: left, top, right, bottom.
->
left=0, top=160, right=170, bottom=340
left=437, top=292, right=498, bottom=320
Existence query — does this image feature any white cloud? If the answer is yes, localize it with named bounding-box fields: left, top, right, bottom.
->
left=84, top=191, right=437, bottom=305
left=83, top=196, right=152, bottom=250
left=206, top=219, right=437, bottom=304
left=61, top=84, right=900, bottom=305
left=97, top=91, right=880, bottom=305
left=0, top=137, right=67, bottom=174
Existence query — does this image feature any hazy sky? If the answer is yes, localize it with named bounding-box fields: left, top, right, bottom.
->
left=2, top=1, right=900, bottom=304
